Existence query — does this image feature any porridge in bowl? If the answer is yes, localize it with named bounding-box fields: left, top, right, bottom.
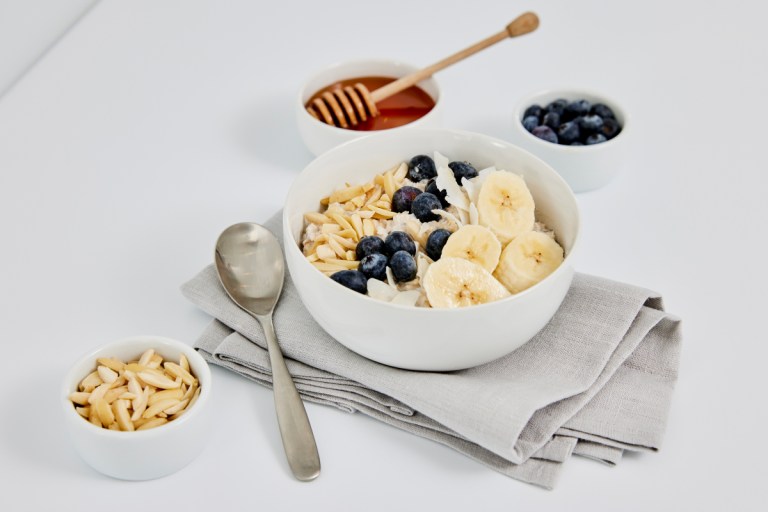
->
left=301, top=151, right=564, bottom=308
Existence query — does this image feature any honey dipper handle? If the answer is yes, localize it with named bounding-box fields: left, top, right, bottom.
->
left=369, top=12, right=539, bottom=103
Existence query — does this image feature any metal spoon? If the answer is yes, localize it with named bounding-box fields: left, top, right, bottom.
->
left=214, top=222, right=320, bottom=481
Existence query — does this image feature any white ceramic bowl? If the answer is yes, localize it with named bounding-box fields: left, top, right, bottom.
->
left=62, top=336, right=212, bottom=480
left=296, top=58, right=443, bottom=156
left=508, top=88, right=629, bottom=193
left=283, top=128, right=580, bottom=371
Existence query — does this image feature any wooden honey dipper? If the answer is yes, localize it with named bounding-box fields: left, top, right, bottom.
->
left=306, top=12, right=540, bottom=128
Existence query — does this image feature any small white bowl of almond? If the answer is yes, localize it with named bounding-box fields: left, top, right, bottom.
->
left=62, top=335, right=212, bottom=480
left=284, top=128, right=580, bottom=370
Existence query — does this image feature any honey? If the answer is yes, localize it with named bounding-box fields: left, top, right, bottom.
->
left=306, top=76, right=435, bottom=131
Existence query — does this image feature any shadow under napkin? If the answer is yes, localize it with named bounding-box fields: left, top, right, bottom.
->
left=181, top=212, right=681, bottom=489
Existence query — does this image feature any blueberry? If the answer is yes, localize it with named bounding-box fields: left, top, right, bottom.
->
left=557, top=121, right=581, bottom=144
left=578, top=114, right=604, bottom=134
left=523, top=104, right=543, bottom=119
left=542, top=111, right=560, bottom=130
left=545, top=99, right=567, bottom=116
left=531, top=125, right=558, bottom=144
left=564, top=99, right=591, bottom=121
left=585, top=133, right=608, bottom=145
left=590, top=103, right=615, bottom=119
left=411, top=192, right=442, bottom=222
left=448, top=161, right=478, bottom=182
left=355, top=236, right=385, bottom=260
left=522, top=115, right=539, bottom=132
left=330, top=270, right=367, bottom=294
left=392, top=186, right=422, bottom=213
left=570, top=141, right=584, bottom=146
left=407, top=155, right=436, bottom=182
left=359, top=253, right=388, bottom=281
left=425, top=179, right=448, bottom=207
left=601, top=117, right=622, bottom=139
left=388, top=251, right=417, bottom=283
left=426, top=229, right=451, bottom=261
left=384, top=231, right=416, bottom=256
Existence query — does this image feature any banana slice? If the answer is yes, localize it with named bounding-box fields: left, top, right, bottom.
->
left=476, top=171, right=535, bottom=245
left=423, top=257, right=510, bottom=308
left=493, top=231, right=564, bottom=294
left=440, top=224, right=501, bottom=272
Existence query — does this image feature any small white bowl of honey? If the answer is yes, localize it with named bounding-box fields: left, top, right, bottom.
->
left=296, top=58, right=443, bottom=156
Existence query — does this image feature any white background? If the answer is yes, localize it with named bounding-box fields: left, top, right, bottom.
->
left=1, top=1, right=766, bottom=510
left=0, top=0, right=97, bottom=97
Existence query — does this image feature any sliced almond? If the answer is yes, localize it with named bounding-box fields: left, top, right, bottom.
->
left=94, top=398, right=115, bottom=426
left=329, top=184, right=365, bottom=204
left=182, top=381, right=198, bottom=402
left=88, top=406, right=102, bottom=427
left=104, top=386, right=128, bottom=404
left=137, top=371, right=181, bottom=389
left=315, top=244, right=336, bottom=261
left=362, top=219, right=375, bottom=236
left=383, top=170, right=396, bottom=200
left=127, top=374, right=142, bottom=396
left=88, top=382, right=111, bottom=405
left=146, top=353, right=163, bottom=369
left=163, top=362, right=196, bottom=386
left=393, top=162, right=408, bottom=183
left=327, top=236, right=347, bottom=258
left=312, top=262, right=348, bottom=273
left=79, top=371, right=103, bottom=392
left=328, top=213, right=357, bottom=241
left=350, top=213, right=364, bottom=238
left=148, top=388, right=183, bottom=406
left=131, top=386, right=150, bottom=421
left=138, top=349, right=155, bottom=367
left=365, top=184, right=383, bottom=205
left=320, top=258, right=358, bottom=269
left=124, top=362, right=148, bottom=373
left=113, top=399, right=134, bottom=431
left=304, top=211, right=330, bottom=225
left=142, top=399, right=180, bottom=419
left=68, top=392, right=90, bottom=406
left=329, top=233, right=356, bottom=250
left=96, top=357, right=125, bottom=373
left=368, top=205, right=396, bottom=219
left=320, top=223, right=341, bottom=234
left=136, top=417, right=168, bottom=431
left=76, top=406, right=90, bottom=418
left=162, top=399, right=189, bottom=415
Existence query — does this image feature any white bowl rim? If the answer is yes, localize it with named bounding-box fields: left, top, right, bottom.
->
left=285, top=127, right=581, bottom=312
left=512, top=87, right=630, bottom=152
left=62, top=335, right=211, bottom=438
left=296, top=57, right=443, bottom=134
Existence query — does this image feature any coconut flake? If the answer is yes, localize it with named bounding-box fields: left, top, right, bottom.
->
left=385, top=266, right=397, bottom=288
left=433, top=151, right=450, bottom=170
left=435, top=163, right=470, bottom=211
left=390, top=290, right=421, bottom=307
left=469, top=203, right=479, bottom=225
left=367, top=279, right=399, bottom=302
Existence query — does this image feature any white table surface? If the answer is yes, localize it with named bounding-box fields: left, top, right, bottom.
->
left=1, top=1, right=766, bottom=510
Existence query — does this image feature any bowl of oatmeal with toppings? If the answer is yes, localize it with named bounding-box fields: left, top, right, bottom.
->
left=283, top=128, right=580, bottom=370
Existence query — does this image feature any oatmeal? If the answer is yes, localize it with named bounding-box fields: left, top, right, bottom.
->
left=301, top=151, right=564, bottom=308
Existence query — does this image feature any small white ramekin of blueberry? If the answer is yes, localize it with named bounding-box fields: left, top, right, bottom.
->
left=509, top=89, right=629, bottom=192
left=523, top=98, right=621, bottom=146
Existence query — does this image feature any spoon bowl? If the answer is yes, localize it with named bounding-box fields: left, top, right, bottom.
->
left=215, top=223, right=321, bottom=481
left=215, top=223, right=285, bottom=316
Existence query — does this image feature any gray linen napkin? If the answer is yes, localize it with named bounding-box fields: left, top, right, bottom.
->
left=182, top=213, right=681, bottom=489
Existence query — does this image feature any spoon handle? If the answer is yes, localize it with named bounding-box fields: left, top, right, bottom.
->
left=259, top=314, right=321, bottom=481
